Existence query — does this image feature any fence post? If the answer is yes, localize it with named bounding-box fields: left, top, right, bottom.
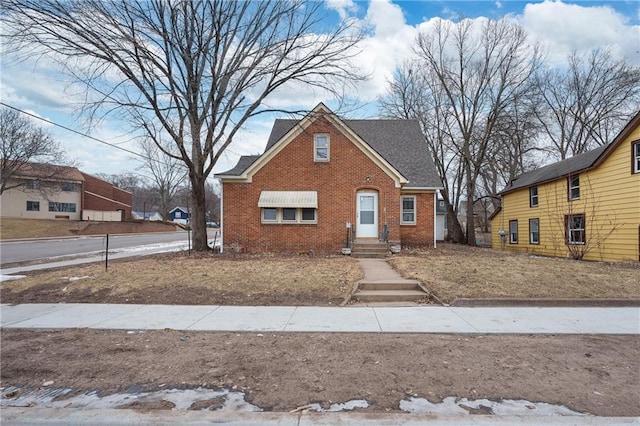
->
left=105, top=234, right=109, bottom=271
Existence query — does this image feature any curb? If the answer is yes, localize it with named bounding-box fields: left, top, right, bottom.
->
left=1, top=407, right=636, bottom=425
left=450, top=298, right=640, bottom=307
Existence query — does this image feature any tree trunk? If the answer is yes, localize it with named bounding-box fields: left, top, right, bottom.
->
left=443, top=198, right=466, bottom=243
left=466, top=171, right=476, bottom=247
left=190, top=177, right=208, bottom=251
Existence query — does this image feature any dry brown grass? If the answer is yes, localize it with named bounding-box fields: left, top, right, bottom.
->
left=0, top=218, right=88, bottom=239
left=1, top=253, right=364, bottom=305
left=389, top=244, right=640, bottom=303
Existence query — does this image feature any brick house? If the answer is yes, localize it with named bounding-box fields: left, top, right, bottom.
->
left=215, top=103, right=443, bottom=254
left=0, top=163, right=131, bottom=221
left=81, top=172, right=132, bottom=221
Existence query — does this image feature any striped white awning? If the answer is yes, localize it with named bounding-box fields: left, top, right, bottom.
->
left=258, top=191, right=317, bottom=208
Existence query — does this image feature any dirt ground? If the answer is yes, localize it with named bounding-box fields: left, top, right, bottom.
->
left=1, top=329, right=638, bottom=416
left=0, top=253, right=361, bottom=306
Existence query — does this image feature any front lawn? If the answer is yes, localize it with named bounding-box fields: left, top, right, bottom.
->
left=0, top=253, right=363, bottom=306
left=389, top=244, right=640, bottom=303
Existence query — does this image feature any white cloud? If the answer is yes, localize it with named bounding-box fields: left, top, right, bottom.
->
left=326, top=0, right=358, bottom=20
left=519, top=0, right=640, bottom=65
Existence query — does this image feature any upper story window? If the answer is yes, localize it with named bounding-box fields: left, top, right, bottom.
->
left=568, top=174, right=580, bottom=200
left=61, top=182, right=78, bottom=192
left=314, top=134, right=329, bottom=162
left=400, top=195, right=416, bottom=225
left=529, top=186, right=538, bottom=207
left=633, top=141, right=640, bottom=174
left=28, top=179, right=41, bottom=190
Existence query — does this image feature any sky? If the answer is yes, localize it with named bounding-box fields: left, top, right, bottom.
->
left=1, top=0, right=638, bottom=179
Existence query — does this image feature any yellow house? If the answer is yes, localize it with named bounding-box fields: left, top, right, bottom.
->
left=491, top=112, right=640, bottom=262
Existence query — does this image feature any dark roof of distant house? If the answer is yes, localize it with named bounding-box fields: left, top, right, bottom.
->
left=218, top=118, right=443, bottom=189
left=170, top=206, right=190, bottom=213
left=501, top=146, right=607, bottom=194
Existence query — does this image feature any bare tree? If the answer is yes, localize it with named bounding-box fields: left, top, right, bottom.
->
left=381, top=19, right=540, bottom=245
left=379, top=62, right=466, bottom=242
left=3, top=0, right=364, bottom=250
left=0, top=107, right=69, bottom=195
left=139, top=138, right=187, bottom=221
left=535, top=49, right=640, bottom=160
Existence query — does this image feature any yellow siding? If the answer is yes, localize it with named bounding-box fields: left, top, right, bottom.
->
left=492, top=127, right=640, bottom=262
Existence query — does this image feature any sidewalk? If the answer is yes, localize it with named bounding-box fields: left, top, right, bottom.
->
left=2, top=303, right=638, bottom=334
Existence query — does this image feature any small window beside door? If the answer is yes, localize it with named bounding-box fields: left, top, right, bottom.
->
left=400, top=196, right=416, bottom=225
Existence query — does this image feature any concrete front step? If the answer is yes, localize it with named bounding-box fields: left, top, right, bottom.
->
left=357, top=282, right=423, bottom=291
left=352, top=289, right=428, bottom=303
left=351, top=242, right=388, bottom=258
left=352, top=253, right=387, bottom=259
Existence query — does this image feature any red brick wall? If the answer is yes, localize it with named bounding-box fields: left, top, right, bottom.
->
left=399, top=192, right=436, bottom=247
left=223, top=117, right=435, bottom=253
left=81, top=173, right=132, bottom=220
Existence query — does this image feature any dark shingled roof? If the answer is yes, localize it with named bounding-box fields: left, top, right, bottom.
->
left=218, top=155, right=260, bottom=177
left=501, top=145, right=608, bottom=194
left=218, top=118, right=443, bottom=189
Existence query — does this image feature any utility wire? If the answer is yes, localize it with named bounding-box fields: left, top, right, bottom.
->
left=0, top=102, right=223, bottom=182
left=1, top=101, right=153, bottom=162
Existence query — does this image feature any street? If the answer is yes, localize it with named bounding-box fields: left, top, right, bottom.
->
left=0, top=232, right=190, bottom=265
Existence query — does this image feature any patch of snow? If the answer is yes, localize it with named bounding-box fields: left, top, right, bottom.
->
left=0, top=386, right=261, bottom=412
left=0, top=275, right=26, bottom=282
left=67, top=276, right=90, bottom=282
left=400, top=396, right=589, bottom=416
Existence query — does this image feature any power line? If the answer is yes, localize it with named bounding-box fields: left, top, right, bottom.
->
left=1, top=101, right=151, bottom=162
left=0, top=102, right=224, bottom=182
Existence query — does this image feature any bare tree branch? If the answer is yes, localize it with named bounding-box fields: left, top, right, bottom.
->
left=2, top=0, right=365, bottom=250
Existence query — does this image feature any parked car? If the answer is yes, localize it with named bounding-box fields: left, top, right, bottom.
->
left=206, top=222, right=219, bottom=228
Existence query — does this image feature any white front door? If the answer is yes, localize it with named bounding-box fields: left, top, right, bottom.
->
left=356, top=191, right=378, bottom=238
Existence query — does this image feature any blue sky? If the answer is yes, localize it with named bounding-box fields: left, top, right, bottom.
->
left=1, top=0, right=638, bottom=177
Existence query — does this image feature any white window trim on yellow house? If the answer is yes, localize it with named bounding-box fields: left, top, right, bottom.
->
left=491, top=112, right=640, bottom=262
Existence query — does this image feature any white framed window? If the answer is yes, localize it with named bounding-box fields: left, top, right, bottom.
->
left=509, top=220, right=518, bottom=244
left=529, top=218, right=539, bottom=244
left=262, top=208, right=277, bottom=222
left=400, top=195, right=416, bottom=225
left=529, top=186, right=538, bottom=207
left=282, top=208, right=297, bottom=222
left=261, top=207, right=317, bottom=224
left=314, top=134, right=329, bottom=162
left=568, top=174, right=580, bottom=200
left=633, top=141, right=640, bottom=174
left=301, top=208, right=316, bottom=222
left=566, top=214, right=585, bottom=244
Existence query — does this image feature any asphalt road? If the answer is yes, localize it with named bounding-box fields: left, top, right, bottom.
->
left=0, top=232, right=190, bottom=265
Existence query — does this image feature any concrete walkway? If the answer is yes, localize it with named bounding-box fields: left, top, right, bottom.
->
left=357, top=258, right=418, bottom=283
left=2, top=303, right=638, bottom=334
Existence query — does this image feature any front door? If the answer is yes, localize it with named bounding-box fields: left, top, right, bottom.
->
left=356, top=191, right=378, bottom=238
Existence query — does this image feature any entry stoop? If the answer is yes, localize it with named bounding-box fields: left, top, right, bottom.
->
left=348, top=258, right=430, bottom=305
left=351, top=240, right=388, bottom=258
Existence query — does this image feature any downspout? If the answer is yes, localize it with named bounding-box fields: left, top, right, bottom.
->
left=433, top=191, right=437, bottom=249
left=219, top=182, right=224, bottom=253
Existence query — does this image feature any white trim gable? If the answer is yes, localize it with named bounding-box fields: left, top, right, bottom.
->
left=225, top=103, right=408, bottom=187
